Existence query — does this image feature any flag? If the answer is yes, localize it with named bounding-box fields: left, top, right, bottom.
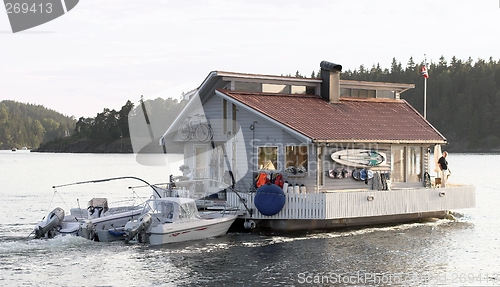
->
left=421, top=66, right=429, bottom=79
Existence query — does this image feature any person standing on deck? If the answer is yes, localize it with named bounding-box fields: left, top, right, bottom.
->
left=438, top=151, right=449, bottom=187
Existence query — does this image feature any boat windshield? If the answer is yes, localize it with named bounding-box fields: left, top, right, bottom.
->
left=179, top=202, right=198, bottom=219
left=161, top=202, right=174, bottom=220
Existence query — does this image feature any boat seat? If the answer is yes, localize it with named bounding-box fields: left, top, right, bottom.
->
left=70, top=208, right=89, bottom=218
left=88, top=206, right=105, bottom=218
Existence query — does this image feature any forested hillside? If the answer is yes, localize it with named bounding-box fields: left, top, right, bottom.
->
left=36, top=97, right=185, bottom=152
left=0, top=100, right=75, bottom=149
left=338, top=56, right=500, bottom=151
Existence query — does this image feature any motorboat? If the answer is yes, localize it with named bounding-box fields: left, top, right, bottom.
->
left=78, top=198, right=144, bottom=241
left=123, top=197, right=238, bottom=245
left=34, top=206, right=91, bottom=239
left=33, top=176, right=165, bottom=241
left=33, top=197, right=143, bottom=241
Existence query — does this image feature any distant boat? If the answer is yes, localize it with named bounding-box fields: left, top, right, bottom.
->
left=11, top=147, right=30, bottom=152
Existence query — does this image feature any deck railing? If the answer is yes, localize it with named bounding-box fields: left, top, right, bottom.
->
left=227, top=184, right=475, bottom=220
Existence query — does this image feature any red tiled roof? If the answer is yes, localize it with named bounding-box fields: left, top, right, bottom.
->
left=218, top=89, right=446, bottom=143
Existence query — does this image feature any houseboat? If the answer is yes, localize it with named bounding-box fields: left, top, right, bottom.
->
left=159, top=61, right=475, bottom=232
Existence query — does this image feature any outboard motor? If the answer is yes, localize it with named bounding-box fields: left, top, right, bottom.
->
left=34, top=207, right=65, bottom=239
left=124, top=213, right=152, bottom=243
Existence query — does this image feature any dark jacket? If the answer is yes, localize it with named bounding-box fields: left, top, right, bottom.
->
left=438, top=156, right=448, bottom=170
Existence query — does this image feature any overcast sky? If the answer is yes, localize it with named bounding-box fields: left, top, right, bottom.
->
left=1, top=0, right=500, bottom=118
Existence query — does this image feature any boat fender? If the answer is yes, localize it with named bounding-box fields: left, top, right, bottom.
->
left=293, top=184, right=300, bottom=193
left=254, top=184, right=285, bottom=216
left=299, top=184, right=306, bottom=193
left=282, top=181, right=289, bottom=193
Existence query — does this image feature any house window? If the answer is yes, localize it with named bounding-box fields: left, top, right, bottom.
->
left=392, top=146, right=423, bottom=183
left=408, top=147, right=422, bottom=182
left=392, top=146, right=406, bottom=182
left=285, top=145, right=308, bottom=173
left=291, top=86, right=306, bottom=94
left=318, top=146, right=324, bottom=186
left=222, top=99, right=227, bottom=134
left=351, top=89, right=376, bottom=98
left=340, top=88, right=351, bottom=97
left=376, top=90, right=395, bottom=99
left=262, top=84, right=290, bottom=93
left=258, top=146, right=278, bottom=170
left=232, top=103, right=237, bottom=135
left=234, top=81, right=261, bottom=92
left=194, top=145, right=208, bottom=178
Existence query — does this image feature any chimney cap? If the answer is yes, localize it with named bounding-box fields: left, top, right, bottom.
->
left=320, top=61, right=342, bottom=72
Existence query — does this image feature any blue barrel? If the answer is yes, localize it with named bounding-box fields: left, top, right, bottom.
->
left=254, top=184, right=286, bottom=216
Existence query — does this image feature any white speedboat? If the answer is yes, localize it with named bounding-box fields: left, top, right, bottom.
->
left=34, top=197, right=143, bottom=241
left=33, top=176, right=164, bottom=241
left=79, top=198, right=144, bottom=241
left=123, top=197, right=238, bottom=245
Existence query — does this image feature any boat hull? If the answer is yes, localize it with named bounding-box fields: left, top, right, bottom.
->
left=227, top=184, right=475, bottom=232
left=254, top=211, right=448, bottom=232
left=80, top=208, right=143, bottom=241
left=147, top=214, right=237, bottom=246
left=97, top=229, right=127, bottom=242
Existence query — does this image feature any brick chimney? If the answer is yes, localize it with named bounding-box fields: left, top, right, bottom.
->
left=320, top=61, right=342, bottom=103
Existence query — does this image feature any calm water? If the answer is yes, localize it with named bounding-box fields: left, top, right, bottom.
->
left=0, top=152, right=498, bottom=287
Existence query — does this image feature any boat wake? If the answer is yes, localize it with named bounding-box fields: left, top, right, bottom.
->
left=0, top=234, right=92, bottom=254
left=236, top=218, right=475, bottom=247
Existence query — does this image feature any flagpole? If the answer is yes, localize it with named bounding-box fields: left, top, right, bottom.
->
left=423, top=54, right=427, bottom=119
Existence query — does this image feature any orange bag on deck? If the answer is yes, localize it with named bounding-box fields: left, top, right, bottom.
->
left=256, top=172, right=270, bottom=188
